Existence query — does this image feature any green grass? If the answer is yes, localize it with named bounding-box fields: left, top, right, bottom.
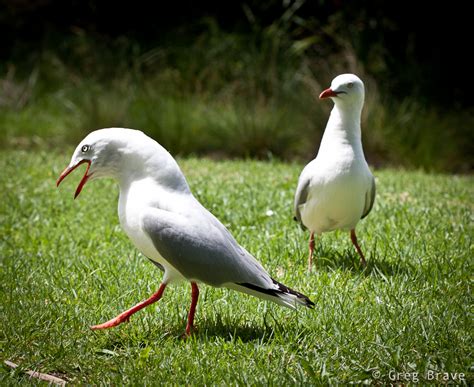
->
left=0, top=150, right=472, bottom=384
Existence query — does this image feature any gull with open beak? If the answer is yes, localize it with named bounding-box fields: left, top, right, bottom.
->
left=57, top=128, right=314, bottom=336
left=294, top=74, right=376, bottom=271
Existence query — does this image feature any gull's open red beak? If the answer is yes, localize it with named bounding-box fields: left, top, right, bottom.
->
left=56, top=159, right=93, bottom=199
left=319, top=88, right=339, bottom=99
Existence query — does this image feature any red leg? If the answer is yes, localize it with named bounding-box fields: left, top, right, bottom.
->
left=185, top=282, right=199, bottom=336
left=308, top=231, right=315, bottom=272
left=350, top=229, right=367, bottom=266
left=90, top=283, right=167, bottom=330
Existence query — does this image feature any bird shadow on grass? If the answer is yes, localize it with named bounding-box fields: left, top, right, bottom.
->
left=311, top=245, right=414, bottom=278
left=193, top=320, right=274, bottom=343
left=94, top=319, right=274, bottom=348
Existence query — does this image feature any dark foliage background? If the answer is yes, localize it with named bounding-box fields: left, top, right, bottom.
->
left=1, top=0, right=472, bottom=171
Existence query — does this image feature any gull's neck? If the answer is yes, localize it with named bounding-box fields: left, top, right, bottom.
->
left=114, top=144, right=191, bottom=195
left=318, top=102, right=364, bottom=158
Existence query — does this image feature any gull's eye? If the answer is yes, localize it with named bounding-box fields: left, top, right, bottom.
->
left=347, top=82, right=354, bottom=89
left=81, top=145, right=90, bottom=153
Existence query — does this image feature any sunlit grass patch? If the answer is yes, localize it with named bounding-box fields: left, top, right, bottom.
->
left=0, top=151, right=472, bottom=384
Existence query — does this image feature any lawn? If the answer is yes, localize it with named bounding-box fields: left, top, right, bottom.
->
left=0, top=150, right=472, bottom=384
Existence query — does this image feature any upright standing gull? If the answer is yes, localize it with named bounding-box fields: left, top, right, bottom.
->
left=294, top=74, right=375, bottom=271
left=57, top=128, right=314, bottom=335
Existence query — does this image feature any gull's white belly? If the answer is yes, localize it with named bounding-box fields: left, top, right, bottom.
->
left=300, top=171, right=367, bottom=234
left=118, top=179, right=186, bottom=282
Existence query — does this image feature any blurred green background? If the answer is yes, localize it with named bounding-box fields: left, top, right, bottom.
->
left=1, top=0, right=472, bottom=172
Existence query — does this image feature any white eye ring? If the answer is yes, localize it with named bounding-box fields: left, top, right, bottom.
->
left=81, top=145, right=90, bottom=153
left=347, top=82, right=354, bottom=89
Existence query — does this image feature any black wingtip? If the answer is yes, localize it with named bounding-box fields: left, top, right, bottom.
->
left=293, top=216, right=307, bottom=231
left=272, top=278, right=315, bottom=308
left=237, top=280, right=315, bottom=308
left=148, top=258, right=165, bottom=272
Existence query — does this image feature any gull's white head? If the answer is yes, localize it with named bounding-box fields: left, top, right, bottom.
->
left=56, top=128, right=155, bottom=198
left=319, top=74, right=365, bottom=110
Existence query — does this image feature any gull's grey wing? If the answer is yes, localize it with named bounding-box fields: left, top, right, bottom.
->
left=361, top=175, right=376, bottom=219
left=141, top=208, right=270, bottom=287
left=294, top=175, right=311, bottom=226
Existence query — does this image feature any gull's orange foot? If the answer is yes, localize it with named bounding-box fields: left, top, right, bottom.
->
left=90, top=315, right=130, bottom=330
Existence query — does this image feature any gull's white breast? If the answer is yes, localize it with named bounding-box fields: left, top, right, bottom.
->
left=118, top=178, right=185, bottom=282
left=300, top=152, right=371, bottom=234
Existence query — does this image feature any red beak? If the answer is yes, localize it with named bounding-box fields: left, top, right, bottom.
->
left=56, top=159, right=92, bottom=199
left=319, top=88, right=339, bottom=99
